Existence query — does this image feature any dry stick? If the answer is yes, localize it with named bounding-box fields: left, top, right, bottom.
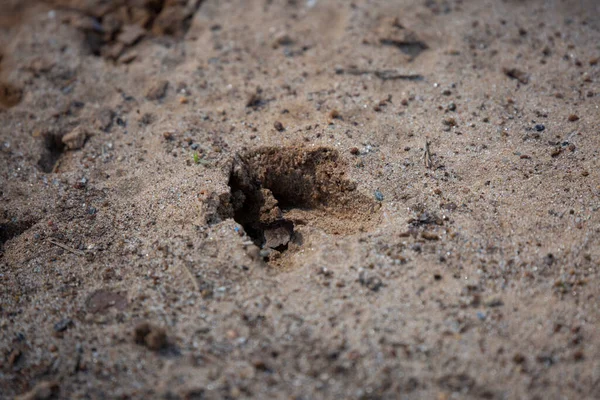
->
left=180, top=264, right=200, bottom=292
left=422, top=139, right=433, bottom=169
left=52, top=158, right=63, bottom=174
left=47, top=239, right=85, bottom=256
left=334, top=67, right=424, bottom=81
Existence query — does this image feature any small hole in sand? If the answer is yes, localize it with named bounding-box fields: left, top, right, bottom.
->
left=37, top=131, right=65, bottom=173
left=223, top=146, right=380, bottom=264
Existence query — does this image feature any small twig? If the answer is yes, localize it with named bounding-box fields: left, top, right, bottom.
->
left=180, top=264, right=200, bottom=292
left=51, top=158, right=63, bottom=174
left=335, top=67, right=424, bottom=81
left=421, top=139, right=433, bottom=169
left=47, top=239, right=85, bottom=256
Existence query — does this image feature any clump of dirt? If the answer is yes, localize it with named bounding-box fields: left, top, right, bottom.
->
left=52, top=0, right=204, bottom=59
left=223, top=146, right=380, bottom=260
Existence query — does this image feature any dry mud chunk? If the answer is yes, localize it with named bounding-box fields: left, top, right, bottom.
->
left=503, top=67, right=529, bottom=84
left=263, top=220, right=294, bottom=250
left=258, top=188, right=282, bottom=224
left=152, top=0, right=197, bottom=36
left=62, top=126, right=88, bottom=150
left=145, top=80, right=169, bottom=100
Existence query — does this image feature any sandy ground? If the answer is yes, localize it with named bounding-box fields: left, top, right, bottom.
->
left=1, top=0, right=599, bottom=399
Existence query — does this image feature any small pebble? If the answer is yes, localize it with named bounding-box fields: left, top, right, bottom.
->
left=274, top=121, right=285, bottom=131
left=534, top=124, right=545, bottom=132
left=259, top=249, right=271, bottom=258
left=145, top=80, right=169, bottom=101
left=226, top=329, right=238, bottom=339
left=421, top=231, right=439, bottom=241
left=272, top=32, right=294, bottom=48
left=359, top=271, right=383, bottom=292
left=513, top=353, right=526, bottom=364
left=350, top=147, right=360, bottom=155
left=443, top=117, right=457, bottom=127
left=448, top=102, right=456, bottom=111
left=568, top=114, right=579, bottom=122
left=134, top=322, right=167, bottom=351
left=374, top=190, right=384, bottom=201
left=53, top=318, right=72, bottom=332
left=484, top=296, right=504, bottom=307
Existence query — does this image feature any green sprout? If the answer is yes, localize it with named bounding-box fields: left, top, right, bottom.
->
left=192, top=152, right=210, bottom=166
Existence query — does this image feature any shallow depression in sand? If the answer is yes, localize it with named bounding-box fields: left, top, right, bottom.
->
left=219, top=146, right=381, bottom=263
